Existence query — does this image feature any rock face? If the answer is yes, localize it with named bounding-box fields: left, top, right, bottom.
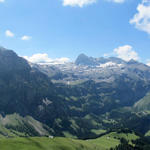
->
left=75, top=53, right=98, bottom=66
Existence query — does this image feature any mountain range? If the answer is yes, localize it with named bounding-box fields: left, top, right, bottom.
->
left=0, top=47, right=150, bottom=140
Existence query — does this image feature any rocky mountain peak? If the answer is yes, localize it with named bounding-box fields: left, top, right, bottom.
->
left=75, top=53, right=97, bottom=66
left=75, top=54, right=126, bottom=66
left=0, top=47, right=30, bottom=73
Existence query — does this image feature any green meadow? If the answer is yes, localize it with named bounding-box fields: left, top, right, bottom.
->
left=0, top=132, right=139, bottom=150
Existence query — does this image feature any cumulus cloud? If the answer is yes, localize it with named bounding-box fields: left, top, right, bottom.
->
left=5, top=30, right=14, bottom=37
left=23, top=53, right=52, bottom=64
left=23, top=53, right=70, bottom=64
left=146, top=59, right=150, bottom=66
left=21, top=35, right=32, bottom=41
left=130, top=0, right=150, bottom=34
left=106, top=0, right=125, bottom=3
left=103, top=52, right=114, bottom=57
left=114, top=45, right=140, bottom=61
left=53, top=57, right=70, bottom=64
left=0, top=0, right=5, bottom=3
left=63, top=0, right=97, bottom=7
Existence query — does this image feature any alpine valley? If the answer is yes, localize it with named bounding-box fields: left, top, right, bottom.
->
left=0, top=47, right=150, bottom=149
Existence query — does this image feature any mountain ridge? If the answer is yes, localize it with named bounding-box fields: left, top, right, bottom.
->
left=75, top=53, right=126, bottom=66
left=31, top=53, right=150, bottom=85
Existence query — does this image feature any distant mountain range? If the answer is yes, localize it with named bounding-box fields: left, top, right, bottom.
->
left=32, top=51, right=150, bottom=85
left=0, top=47, right=150, bottom=139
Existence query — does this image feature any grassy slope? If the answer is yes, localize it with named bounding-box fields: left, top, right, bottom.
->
left=134, top=92, right=150, bottom=111
left=0, top=132, right=139, bottom=150
left=0, top=137, right=96, bottom=150
left=0, top=114, right=52, bottom=137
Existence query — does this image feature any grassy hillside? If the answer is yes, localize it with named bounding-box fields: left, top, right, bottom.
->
left=88, top=131, right=138, bottom=149
left=0, top=114, right=52, bottom=137
left=134, top=92, right=150, bottom=111
left=0, top=132, right=139, bottom=150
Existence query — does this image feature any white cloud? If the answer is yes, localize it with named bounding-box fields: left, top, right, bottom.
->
left=53, top=57, right=70, bottom=64
left=103, top=53, right=110, bottom=57
left=106, top=0, right=125, bottom=3
left=5, top=30, right=14, bottom=37
left=21, top=35, right=32, bottom=41
left=63, top=0, right=97, bottom=7
left=146, top=59, right=150, bottom=66
left=23, top=53, right=70, bottom=64
left=103, top=52, right=114, bottom=57
left=0, top=0, right=5, bottom=3
left=130, top=0, right=150, bottom=34
left=114, top=45, right=140, bottom=61
left=23, top=53, right=52, bottom=64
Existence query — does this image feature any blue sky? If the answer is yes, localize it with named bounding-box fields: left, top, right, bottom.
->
left=0, top=0, right=150, bottom=64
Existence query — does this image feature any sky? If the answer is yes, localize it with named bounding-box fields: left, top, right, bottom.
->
left=0, top=0, right=150, bottom=65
